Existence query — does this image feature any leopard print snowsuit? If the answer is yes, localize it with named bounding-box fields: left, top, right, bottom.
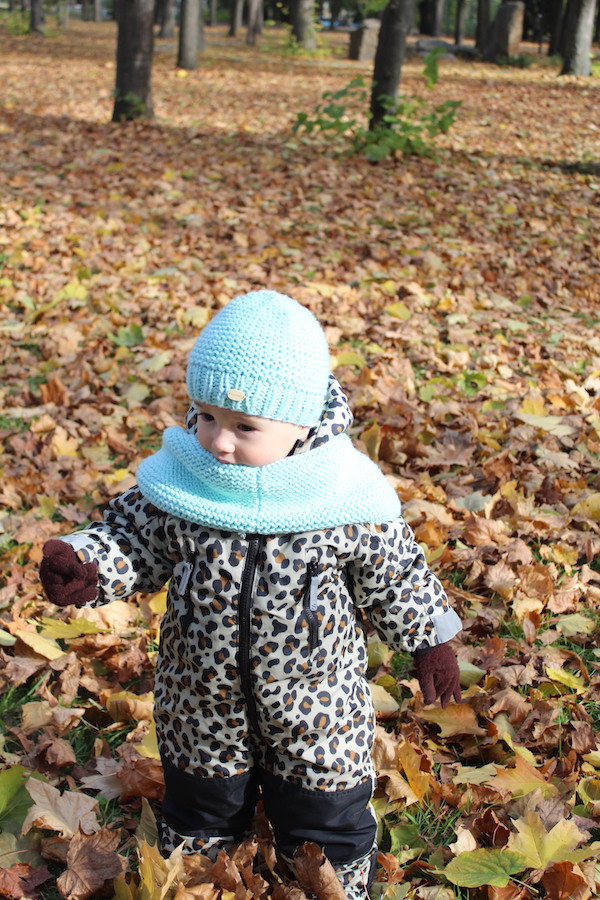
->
left=62, top=380, right=461, bottom=895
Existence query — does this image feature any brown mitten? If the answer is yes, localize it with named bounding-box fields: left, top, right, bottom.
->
left=413, top=642, right=461, bottom=708
left=40, top=539, right=98, bottom=608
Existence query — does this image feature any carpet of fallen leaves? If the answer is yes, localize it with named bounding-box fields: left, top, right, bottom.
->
left=1, top=18, right=600, bottom=900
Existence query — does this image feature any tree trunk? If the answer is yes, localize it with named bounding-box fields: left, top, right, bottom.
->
left=209, top=0, right=217, bottom=25
left=30, top=0, right=44, bottom=32
left=81, top=0, right=90, bottom=19
left=178, top=0, right=201, bottom=68
left=548, top=0, right=565, bottom=52
left=198, top=1, right=206, bottom=50
left=475, top=0, right=491, bottom=51
left=57, top=0, right=69, bottom=25
left=418, top=0, right=443, bottom=34
left=158, top=0, right=176, bottom=35
left=560, top=0, right=597, bottom=73
left=454, top=0, right=467, bottom=42
left=94, top=0, right=102, bottom=21
left=370, top=0, right=416, bottom=128
left=290, top=0, right=316, bottom=49
left=228, top=0, right=244, bottom=34
left=112, top=0, right=154, bottom=121
left=246, top=0, right=262, bottom=42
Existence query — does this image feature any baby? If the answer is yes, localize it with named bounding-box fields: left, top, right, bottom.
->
left=40, top=290, right=461, bottom=900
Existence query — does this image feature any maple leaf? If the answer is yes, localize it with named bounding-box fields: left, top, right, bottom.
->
left=293, top=843, right=348, bottom=900
left=541, top=860, right=592, bottom=900
left=56, top=827, right=126, bottom=900
left=416, top=702, right=486, bottom=738
left=0, top=862, right=50, bottom=900
left=506, top=811, right=600, bottom=869
left=486, top=756, right=559, bottom=801
left=21, top=781, right=100, bottom=839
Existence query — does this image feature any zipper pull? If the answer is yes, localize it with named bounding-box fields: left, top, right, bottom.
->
left=307, top=561, right=319, bottom=611
left=178, top=561, right=193, bottom=595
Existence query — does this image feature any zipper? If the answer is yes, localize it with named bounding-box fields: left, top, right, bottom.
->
left=238, top=535, right=261, bottom=736
left=178, top=539, right=195, bottom=637
left=303, top=560, right=320, bottom=652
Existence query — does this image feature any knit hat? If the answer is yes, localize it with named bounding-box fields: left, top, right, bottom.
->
left=186, top=291, right=331, bottom=426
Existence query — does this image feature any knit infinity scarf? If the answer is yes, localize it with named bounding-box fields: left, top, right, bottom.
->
left=137, top=427, right=401, bottom=534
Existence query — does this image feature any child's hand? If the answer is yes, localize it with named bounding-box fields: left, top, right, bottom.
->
left=40, top=540, right=98, bottom=608
left=413, top=642, right=461, bottom=708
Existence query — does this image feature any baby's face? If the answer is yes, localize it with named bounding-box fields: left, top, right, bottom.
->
left=196, top=403, right=310, bottom=467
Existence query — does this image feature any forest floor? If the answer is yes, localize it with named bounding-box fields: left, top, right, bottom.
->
left=1, top=18, right=600, bottom=900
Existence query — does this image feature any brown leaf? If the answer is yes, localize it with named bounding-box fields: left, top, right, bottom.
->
left=56, top=827, right=126, bottom=900
left=115, top=753, right=165, bottom=803
left=293, top=843, right=347, bottom=900
left=0, top=863, right=50, bottom=900
left=541, top=860, right=591, bottom=900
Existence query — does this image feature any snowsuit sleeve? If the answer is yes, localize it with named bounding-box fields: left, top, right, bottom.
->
left=60, top=487, right=176, bottom=606
left=346, top=518, right=461, bottom=653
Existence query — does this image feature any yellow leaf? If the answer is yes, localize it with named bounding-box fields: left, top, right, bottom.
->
left=14, top=630, right=64, bottom=660
left=51, top=425, right=79, bottom=458
left=370, top=683, right=400, bottom=713
left=385, top=302, right=411, bottom=321
left=35, top=617, right=103, bottom=640
left=330, top=349, right=367, bottom=369
left=176, top=68, right=188, bottom=77
left=139, top=351, right=172, bottom=373
left=519, top=396, right=546, bottom=416
left=488, top=756, right=558, bottom=799
left=149, top=588, right=168, bottom=615
left=133, top=720, right=160, bottom=760
left=577, top=777, right=600, bottom=805
left=361, top=422, right=381, bottom=461
left=123, top=381, right=150, bottom=409
left=500, top=732, right=537, bottom=766
left=583, top=749, right=600, bottom=768
left=105, top=468, right=132, bottom=488
left=556, top=614, right=597, bottom=639
left=506, top=811, right=590, bottom=869
left=311, top=281, right=337, bottom=298
left=397, top=740, right=429, bottom=800
left=571, top=492, right=600, bottom=522
left=417, top=703, right=486, bottom=738
left=513, top=412, right=574, bottom=437
left=546, top=666, right=586, bottom=694
left=453, top=763, right=498, bottom=785
left=35, top=495, right=58, bottom=518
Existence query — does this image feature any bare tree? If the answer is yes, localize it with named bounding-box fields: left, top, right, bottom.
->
left=246, top=0, right=262, bottom=43
left=229, top=0, right=244, bottom=35
left=370, top=0, right=416, bottom=128
left=112, top=0, right=154, bottom=121
left=560, top=0, right=597, bottom=73
left=30, top=0, right=44, bottom=33
left=290, top=0, right=316, bottom=49
left=178, top=0, right=201, bottom=68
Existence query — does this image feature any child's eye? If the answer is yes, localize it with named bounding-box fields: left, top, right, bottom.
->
left=199, top=412, right=215, bottom=423
left=237, top=423, right=255, bottom=433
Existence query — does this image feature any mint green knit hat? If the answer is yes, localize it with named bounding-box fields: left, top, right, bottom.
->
left=186, top=291, right=331, bottom=426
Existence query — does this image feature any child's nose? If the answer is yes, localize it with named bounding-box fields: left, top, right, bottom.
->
left=212, top=428, right=235, bottom=454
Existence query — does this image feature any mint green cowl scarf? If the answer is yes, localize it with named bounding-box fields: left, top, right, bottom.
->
left=137, top=427, right=401, bottom=535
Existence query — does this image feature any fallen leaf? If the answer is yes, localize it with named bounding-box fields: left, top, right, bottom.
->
left=57, top=827, right=126, bottom=900
left=21, top=781, right=99, bottom=839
